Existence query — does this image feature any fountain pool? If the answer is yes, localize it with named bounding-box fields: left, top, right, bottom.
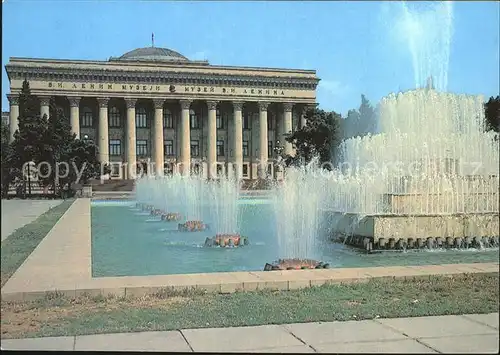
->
left=91, top=199, right=499, bottom=277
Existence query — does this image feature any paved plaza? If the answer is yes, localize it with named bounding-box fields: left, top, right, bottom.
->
left=1, top=199, right=62, bottom=241
left=1, top=313, right=498, bottom=352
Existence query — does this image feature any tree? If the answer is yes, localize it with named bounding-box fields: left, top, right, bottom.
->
left=6, top=79, right=103, bottom=198
left=484, top=95, right=499, bottom=133
left=358, top=94, right=377, bottom=136
left=341, top=94, right=377, bottom=140
left=9, top=80, right=49, bottom=192
left=38, top=98, right=76, bottom=189
left=1, top=120, right=12, bottom=197
left=284, top=107, right=341, bottom=167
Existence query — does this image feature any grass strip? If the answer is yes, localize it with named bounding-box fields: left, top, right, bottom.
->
left=1, top=273, right=498, bottom=339
left=1, top=199, right=75, bottom=287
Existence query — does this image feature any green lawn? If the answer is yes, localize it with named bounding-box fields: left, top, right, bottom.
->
left=1, top=273, right=498, bottom=339
left=1, top=199, right=74, bottom=287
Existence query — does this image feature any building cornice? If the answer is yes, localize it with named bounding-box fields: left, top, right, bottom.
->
left=5, top=64, right=320, bottom=90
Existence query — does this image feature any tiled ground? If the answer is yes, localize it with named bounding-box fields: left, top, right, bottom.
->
left=1, top=199, right=63, bottom=241
left=1, top=198, right=499, bottom=302
left=2, top=313, right=498, bottom=353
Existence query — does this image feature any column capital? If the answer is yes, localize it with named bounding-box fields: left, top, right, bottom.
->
left=97, top=97, right=110, bottom=108
left=125, top=98, right=137, bottom=109
left=153, top=98, right=165, bottom=109
left=232, top=101, right=244, bottom=111
left=206, top=100, right=219, bottom=111
left=39, top=96, right=51, bottom=106
left=179, top=99, right=192, bottom=110
left=258, top=101, right=270, bottom=111
left=283, top=102, right=294, bottom=112
left=7, top=94, right=19, bottom=105
left=68, top=96, right=81, bottom=107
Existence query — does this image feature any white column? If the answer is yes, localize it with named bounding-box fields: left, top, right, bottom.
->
left=179, top=100, right=192, bottom=176
left=300, top=105, right=308, bottom=128
left=68, top=97, right=81, bottom=139
left=7, top=95, right=19, bottom=142
left=283, top=103, right=294, bottom=156
left=258, top=102, right=269, bottom=178
left=153, top=99, right=165, bottom=177
left=125, top=98, right=137, bottom=179
left=40, top=96, right=51, bottom=120
left=206, top=101, right=218, bottom=179
left=97, top=98, right=109, bottom=166
left=232, top=101, right=244, bottom=180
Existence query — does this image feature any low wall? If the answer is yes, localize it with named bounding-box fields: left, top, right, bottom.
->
left=328, top=212, right=500, bottom=242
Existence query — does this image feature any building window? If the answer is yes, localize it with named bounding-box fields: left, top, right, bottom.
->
left=268, top=141, right=273, bottom=158
left=190, top=109, right=200, bottom=129
left=163, top=108, right=173, bottom=128
left=191, top=140, right=200, bottom=157
left=243, top=112, right=250, bottom=130
left=81, top=107, right=93, bottom=127
left=242, top=164, right=249, bottom=177
left=217, top=140, right=224, bottom=156
left=136, top=107, right=148, bottom=128
left=109, top=139, right=121, bottom=156
left=136, top=140, right=148, bottom=156
left=243, top=140, right=249, bottom=157
left=216, top=109, right=223, bottom=129
left=109, top=107, right=121, bottom=127
left=164, top=140, right=174, bottom=156
left=267, top=113, right=274, bottom=130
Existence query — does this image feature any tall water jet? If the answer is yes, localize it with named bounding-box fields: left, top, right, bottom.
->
left=398, top=1, right=454, bottom=91
left=273, top=1, right=498, bottom=253
left=272, top=158, right=330, bottom=260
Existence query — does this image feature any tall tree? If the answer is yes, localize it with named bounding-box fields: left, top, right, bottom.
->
left=484, top=95, right=500, bottom=133
left=6, top=79, right=103, bottom=197
left=358, top=94, right=377, bottom=136
left=9, top=80, right=49, bottom=188
left=1, top=120, right=12, bottom=197
left=284, top=107, right=341, bottom=167
left=38, top=98, right=76, bottom=189
left=342, top=94, right=377, bottom=140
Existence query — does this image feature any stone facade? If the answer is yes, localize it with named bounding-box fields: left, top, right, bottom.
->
left=5, top=46, right=320, bottom=179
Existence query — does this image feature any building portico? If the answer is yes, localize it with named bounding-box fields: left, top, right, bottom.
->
left=5, top=45, right=319, bottom=179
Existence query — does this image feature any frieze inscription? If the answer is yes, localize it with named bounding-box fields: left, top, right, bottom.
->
left=46, top=82, right=286, bottom=96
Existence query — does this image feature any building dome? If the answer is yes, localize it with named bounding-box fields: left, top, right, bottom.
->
left=116, top=47, right=189, bottom=62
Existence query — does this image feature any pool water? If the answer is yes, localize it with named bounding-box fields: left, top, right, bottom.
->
left=91, top=200, right=500, bottom=277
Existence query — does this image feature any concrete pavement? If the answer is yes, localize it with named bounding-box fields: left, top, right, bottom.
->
left=1, top=313, right=498, bottom=353
left=1, top=199, right=62, bottom=241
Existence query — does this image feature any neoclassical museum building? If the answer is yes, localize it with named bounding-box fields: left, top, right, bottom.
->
left=5, top=45, right=319, bottom=179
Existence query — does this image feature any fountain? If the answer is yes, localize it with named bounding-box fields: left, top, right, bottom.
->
left=135, top=172, right=245, bottom=245
left=272, top=1, right=499, bottom=253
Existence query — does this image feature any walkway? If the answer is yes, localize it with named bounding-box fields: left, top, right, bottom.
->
left=1, top=313, right=498, bottom=352
left=1, top=199, right=62, bottom=241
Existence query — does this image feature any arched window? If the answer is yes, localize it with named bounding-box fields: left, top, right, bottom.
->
left=190, top=109, right=200, bottom=129
left=109, top=106, right=121, bottom=127
left=135, top=107, right=147, bottom=128
left=81, top=107, right=93, bottom=127
left=163, top=108, right=173, bottom=128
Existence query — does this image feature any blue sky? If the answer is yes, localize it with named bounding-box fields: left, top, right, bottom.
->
left=2, top=0, right=499, bottom=115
